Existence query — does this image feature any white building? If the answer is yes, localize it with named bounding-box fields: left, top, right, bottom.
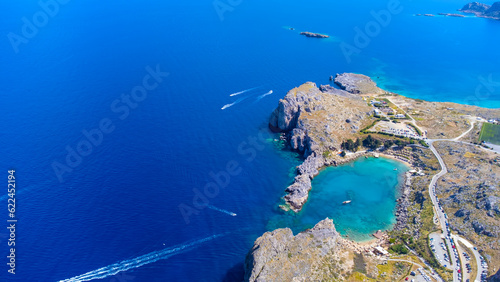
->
left=373, top=246, right=389, bottom=256
left=394, top=114, right=405, bottom=119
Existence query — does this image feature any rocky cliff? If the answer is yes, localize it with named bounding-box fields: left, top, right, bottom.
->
left=460, top=2, right=500, bottom=19
left=334, top=73, right=385, bottom=95
left=244, top=218, right=393, bottom=282
left=269, top=75, right=377, bottom=211
left=244, top=219, right=343, bottom=282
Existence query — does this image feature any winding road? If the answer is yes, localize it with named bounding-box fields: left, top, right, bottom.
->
left=426, top=118, right=487, bottom=282
left=384, top=99, right=488, bottom=282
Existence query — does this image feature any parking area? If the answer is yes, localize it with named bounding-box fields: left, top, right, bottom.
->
left=403, top=268, right=434, bottom=282
left=372, top=120, right=422, bottom=139
left=456, top=243, right=471, bottom=282
left=429, top=233, right=452, bottom=270
left=480, top=255, right=488, bottom=281
left=448, top=236, right=463, bottom=281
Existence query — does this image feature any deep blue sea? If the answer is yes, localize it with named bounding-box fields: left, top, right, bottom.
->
left=1, top=0, right=499, bottom=281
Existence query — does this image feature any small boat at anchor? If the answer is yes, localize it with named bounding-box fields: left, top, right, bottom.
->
left=343, top=200, right=352, bottom=204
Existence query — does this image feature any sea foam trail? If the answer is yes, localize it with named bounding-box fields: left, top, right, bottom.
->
left=221, top=95, right=250, bottom=110
left=229, top=86, right=259, bottom=97
left=59, top=233, right=226, bottom=282
left=256, top=90, right=273, bottom=101
left=207, top=205, right=237, bottom=216
left=221, top=100, right=237, bottom=110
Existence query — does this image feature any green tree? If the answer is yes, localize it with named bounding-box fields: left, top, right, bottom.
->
left=395, top=139, right=405, bottom=147
left=389, top=243, right=409, bottom=255
left=384, top=140, right=394, bottom=148
left=341, top=139, right=359, bottom=152
left=362, top=135, right=381, bottom=150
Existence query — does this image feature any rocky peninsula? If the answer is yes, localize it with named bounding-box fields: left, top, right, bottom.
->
left=245, top=218, right=390, bottom=281
left=268, top=75, right=374, bottom=212
left=459, top=2, right=500, bottom=20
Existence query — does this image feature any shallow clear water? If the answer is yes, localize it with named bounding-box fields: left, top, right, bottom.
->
left=268, top=157, right=409, bottom=242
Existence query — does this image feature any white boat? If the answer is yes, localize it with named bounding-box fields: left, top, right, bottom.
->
left=343, top=200, right=351, bottom=204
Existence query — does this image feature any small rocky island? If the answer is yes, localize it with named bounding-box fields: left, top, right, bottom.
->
left=299, top=31, right=329, bottom=38
left=459, top=2, right=500, bottom=19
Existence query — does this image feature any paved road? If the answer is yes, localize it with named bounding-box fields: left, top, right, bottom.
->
left=455, top=238, right=471, bottom=282
left=427, top=132, right=488, bottom=281
left=426, top=140, right=460, bottom=281
left=484, top=142, right=500, bottom=154
left=382, top=100, right=488, bottom=282
left=455, top=236, right=486, bottom=282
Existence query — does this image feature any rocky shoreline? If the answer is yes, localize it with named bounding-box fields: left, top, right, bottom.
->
left=299, top=31, right=329, bottom=38
left=459, top=2, right=500, bottom=20
left=415, top=2, right=500, bottom=20
left=244, top=218, right=391, bottom=281
left=268, top=74, right=383, bottom=212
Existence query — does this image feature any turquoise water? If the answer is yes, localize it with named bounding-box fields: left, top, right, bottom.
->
left=269, top=157, right=409, bottom=242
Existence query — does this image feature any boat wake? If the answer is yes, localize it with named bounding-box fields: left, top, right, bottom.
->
left=58, top=233, right=227, bottom=282
left=221, top=101, right=237, bottom=110
left=229, top=86, right=260, bottom=97
left=207, top=205, right=237, bottom=216
left=221, top=95, right=250, bottom=110
left=222, top=89, right=272, bottom=109
left=256, top=90, right=273, bottom=101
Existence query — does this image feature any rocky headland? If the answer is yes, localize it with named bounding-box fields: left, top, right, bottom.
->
left=268, top=74, right=377, bottom=212
left=459, top=2, right=500, bottom=20
left=244, top=218, right=389, bottom=282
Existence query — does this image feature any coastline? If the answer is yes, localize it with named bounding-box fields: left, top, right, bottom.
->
left=287, top=150, right=413, bottom=242
left=247, top=70, right=500, bottom=280
left=378, top=152, right=413, bottom=169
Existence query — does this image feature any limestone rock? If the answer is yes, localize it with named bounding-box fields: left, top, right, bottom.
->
left=244, top=218, right=341, bottom=282
left=334, top=73, right=384, bottom=95
left=268, top=80, right=372, bottom=212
